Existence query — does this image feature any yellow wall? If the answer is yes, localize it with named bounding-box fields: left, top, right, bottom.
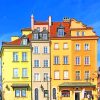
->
left=2, top=47, right=31, bottom=100
left=22, top=30, right=32, bottom=35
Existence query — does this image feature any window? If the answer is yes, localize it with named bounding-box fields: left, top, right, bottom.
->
left=85, top=71, right=89, bottom=80
left=53, top=88, right=56, bottom=99
left=75, top=44, right=80, bottom=50
left=44, top=46, right=48, bottom=54
left=54, top=71, right=59, bottom=79
left=21, top=89, right=26, bottom=97
left=63, top=43, right=68, bottom=49
left=64, top=71, right=68, bottom=79
left=34, top=60, right=39, bottom=67
left=34, top=73, right=40, bottom=81
left=54, top=43, right=59, bottom=49
left=15, top=89, right=26, bottom=97
left=22, top=52, right=27, bottom=61
left=61, top=90, right=70, bottom=97
left=34, top=34, right=38, bottom=40
left=75, top=56, right=80, bottom=65
left=76, top=32, right=79, bottom=36
left=54, top=56, right=59, bottom=64
left=35, top=88, right=38, bottom=100
left=22, top=68, right=27, bottom=77
left=13, top=68, right=18, bottom=78
left=44, top=60, right=49, bottom=67
left=13, top=52, right=18, bottom=61
left=33, top=46, right=39, bottom=54
left=63, top=56, right=68, bottom=64
left=15, top=89, right=20, bottom=97
left=37, top=27, right=40, bottom=32
left=57, top=29, right=64, bottom=37
left=82, top=31, right=85, bottom=36
left=84, top=43, right=89, bottom=50
left=76, top=71, right=80, bottom=80
left=44, top=73, right=49, bottom=81
left=44, top=90, right=48, bottom=97
left=84, top=91, right=92, bottom=98
left=43, top=34, right=47, bottom=40
left=84, top=56, right=90, bottom=65
left=22, top=39, right=27, bottom=45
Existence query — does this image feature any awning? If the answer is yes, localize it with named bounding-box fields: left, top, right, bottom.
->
left=59, top=82, right=96, bottom=87
left=11, top=84, right=29, bottom=88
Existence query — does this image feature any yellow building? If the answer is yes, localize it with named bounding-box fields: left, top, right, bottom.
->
left=1, top=35, right=32, bottom=100
left=50, top=18, right=99, bottom=100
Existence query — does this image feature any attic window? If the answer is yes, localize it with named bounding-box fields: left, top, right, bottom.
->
left=43, top=34, right=47, bottom=40
left=57, top=24, right=64, bottom=37
left=22, top=38, right=27, bottom=45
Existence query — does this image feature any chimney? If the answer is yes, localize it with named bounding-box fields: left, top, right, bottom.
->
left=48, top=16, right=52, bottom=26
left=63, top=17, right=70, bottom=22
left=31, top=14, right=34, bottom=30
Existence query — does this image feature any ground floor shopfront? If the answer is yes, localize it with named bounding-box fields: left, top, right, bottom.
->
left=52, top=82, right=97, bottom=100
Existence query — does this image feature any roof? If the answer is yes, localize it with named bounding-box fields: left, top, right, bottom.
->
left=50, top=22, right=71, bottom=38
left=2, top=33, right=32, bottom=46
left=34, top=21, right=49, bottom=25
left=59, top=82, right=96, bottom=87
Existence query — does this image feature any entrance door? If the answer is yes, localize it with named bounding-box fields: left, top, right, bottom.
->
left=75, top=92, right=80, bottom=100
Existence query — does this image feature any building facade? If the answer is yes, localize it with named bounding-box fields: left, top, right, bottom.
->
left=1, top=16, right=99, bottom=100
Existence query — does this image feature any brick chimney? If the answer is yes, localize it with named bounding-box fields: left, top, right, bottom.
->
left=48, top=16, right=52, bottom=26
left=31, top=14, right=34, bottom=30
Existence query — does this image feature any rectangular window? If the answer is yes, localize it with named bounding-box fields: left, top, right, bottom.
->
left=75, top=56, right=80, bottom=65
left=44, top=90, right=48, bottom=97
left=82, top=31, right=85, bottom=36
left=15, top=89, right=20, bottom=97
left=21, top=89, right=26, bottom=97
left=61, top=90, right=70, bottom=97
left=44, top=46, right=48, bottom=54
left=54, top=56, right=59, bottom=64
left=85, top=71, right=89, bottom=80
left=63, top=56, right=68, bottom=64
left=84, top=43, right=89, bottom=50
left=63, top=43, right=68, bottom=49
left=34, top=73, right=40, bottom=81
left=34, top=60, right=39, bottom=67
left=75, top=44, right=80, bottom=50
left=22, top=52, right=27, bottom=61
left=76, top=32, right=79, bottom=36
left=54, top=71, right=59, bottom=79
left=44, top=73, right=49, bottom=81
left=33, top=46, right=38, bottom=54
left=22, top=39, right=27, bottom=45
left=43, top=34, right=47, bottom=40
left=13, top=68, right=18, bottom=78
left=84, top=56, right=90, bottom=65
left=58, top=29, right=64, bottom=37
left=37, top=27, right=40, bottom=32
left=76, top=71, right=80, bottom=80
left=22, top=68, right=27, bottom=77
left=54, top=43, right=59, bottom=49
left=13, top=52, right=18, bottom=61
left=34, top=34, right=38, bottom=40
left=64, top=71, right=68, bottom=79
left=44, top=60, right=49, bottom=67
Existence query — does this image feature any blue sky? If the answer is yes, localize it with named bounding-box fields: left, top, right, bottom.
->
left=0, top=0, right=100, bottom=66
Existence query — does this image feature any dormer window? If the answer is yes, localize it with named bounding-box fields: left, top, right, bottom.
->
left=43, top=34, right=47, bottom=40
left=37, top=27, right=40, bottom=32
left=34, top=34, right=38, bottom=40
left=22, top=38, right=27, bottom=45
left=57, top=24, right=65, bottom=37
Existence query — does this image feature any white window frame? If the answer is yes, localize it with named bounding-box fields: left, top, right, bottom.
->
left=84, top=71, right=89, bottom=80
left=34, top=60, right=40, bottom=67
left=63, top=43, right=68, bottom=49
left=22, top=68, right=27, bottom=77
left=75, top=43, right=80, bottom=51
left=44, top=46, right=48, bottom=54
left=84, top=56, right=90, bottom=65
left=64, top=71, right=69, bottom=79
left=54, top=56, right=59, bottom=64
left=54, top=43, right=59, bottom=49
left=22, top=52, right=27, bottom=61
left=33, top=46, right=39, bottom=54
left=84, top=43, right=90, bottom=51
left=75, top=56, right=81, bottom=65
left=34, top=73, right=40, bottom=81
left=13, top=68, right=18, bottom=78
left=54, top=71, right=59, bottom=79
left=13, top=52, right=18, bottom=61
left=76, top=71, right=80, bottom=80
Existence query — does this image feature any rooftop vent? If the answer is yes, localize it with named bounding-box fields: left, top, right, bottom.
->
left=63, top=17, right=70, bottom=22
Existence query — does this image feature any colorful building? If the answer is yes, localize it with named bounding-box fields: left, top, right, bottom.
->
left=1, top=16, right=99, bottom=100
left=1, top=35, right=32, bottom=100
left=50, top=17, right=99, bottom=100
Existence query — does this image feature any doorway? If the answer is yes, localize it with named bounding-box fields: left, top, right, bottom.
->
left=75, top=92, right=80, bottom=100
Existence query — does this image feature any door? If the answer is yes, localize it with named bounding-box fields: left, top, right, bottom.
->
left=35, top=88, right=38, bottom=100
left=75, top=92, right=80, bottom=100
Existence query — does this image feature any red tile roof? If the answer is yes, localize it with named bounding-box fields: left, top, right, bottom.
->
left=50, top=22, right=71, bottom=38
left=34, top=21, right=49, bottom=25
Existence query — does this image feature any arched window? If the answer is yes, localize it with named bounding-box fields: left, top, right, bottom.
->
left=53, top=88, right=56, bottom=99
left=35, top=88, right=38, bottom=100
left=61, top=90, right=70, bottom=97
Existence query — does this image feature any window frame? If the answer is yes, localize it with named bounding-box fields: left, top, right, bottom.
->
left=22, top=68, right=28, bottom=78
left=54, top=71, right=60, bottom=79
left=13, top=68, right=18, bottom=78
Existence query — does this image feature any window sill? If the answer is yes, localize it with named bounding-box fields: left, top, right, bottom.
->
left=42, top=67, right=50, bottom=68
left=42, top=53, right=50, bottom=55
left=22, top=77, right=29, bottom=78
left=33, top=53, right=41, bottom=54
left=33, top=67, right=41, bottom=68
left=63, top=48, right=69, bottom=50
left=74, top=64, right=81, bottom=66
left=84, top=64, right=91, bottom=66
left=63, top=64, right=69, bottom=65
left=54, top=79, right=60, bottom=80
left=13, top=77, right=20, bottom=79
left=33, top=81, right=41, bottom=82
left=54, top=48, right=59, bottom=50
left=21, top=61, right=28, bottom=62
left=12, top=61, right=19, bottom=62
left=53, top=64, right=60, bottom=65
left=15, top=96, right=27, bottom=98
left=63, top=79, right=70, bottom=80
